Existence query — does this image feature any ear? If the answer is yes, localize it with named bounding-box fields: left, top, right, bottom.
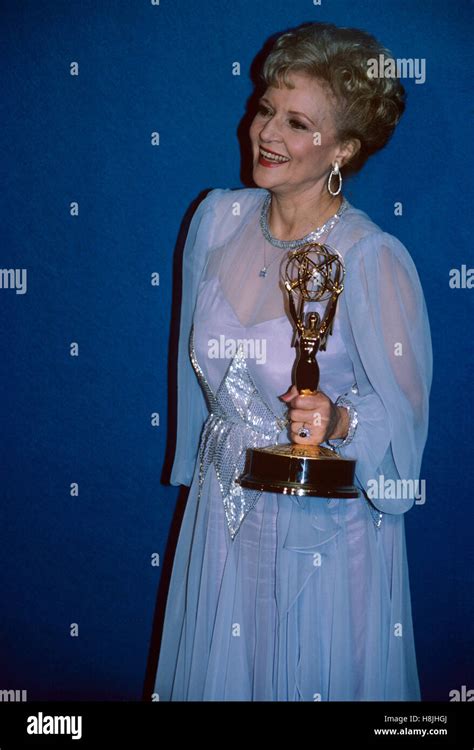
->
left=335, top=138, right=361, bottom=169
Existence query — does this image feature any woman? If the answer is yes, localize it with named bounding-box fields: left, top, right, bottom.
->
left=154, top=22, right=432, bottom=701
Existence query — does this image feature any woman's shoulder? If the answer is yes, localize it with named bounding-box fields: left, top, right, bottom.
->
left=204, top=186, right=267, bottom=208
left=203, top=187, right=266, bottom=219
left=337, top=199, right=417, bottom=272
left=197, top=187, right=267, bottom=246
left=336, top=200, right=384, bottom=249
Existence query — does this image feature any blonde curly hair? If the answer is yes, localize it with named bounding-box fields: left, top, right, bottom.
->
left=260, top=22, right=406, bottom=175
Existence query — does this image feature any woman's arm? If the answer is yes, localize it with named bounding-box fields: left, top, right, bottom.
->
left=169, top=189, right=221, bottom=486
left=334, top=231, right=433, bottom=514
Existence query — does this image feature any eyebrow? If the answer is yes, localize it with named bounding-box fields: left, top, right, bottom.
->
left=259, top=96, right=316, bottom=126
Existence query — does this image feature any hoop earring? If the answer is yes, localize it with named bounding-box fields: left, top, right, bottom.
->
left=327, top=162, right=342, bottom=196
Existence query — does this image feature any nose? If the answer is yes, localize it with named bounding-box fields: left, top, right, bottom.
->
left=258, top=115, right=283, bottom=143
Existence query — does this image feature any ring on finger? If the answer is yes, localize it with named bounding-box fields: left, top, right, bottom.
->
left=298, top=423, right=312, bottom=439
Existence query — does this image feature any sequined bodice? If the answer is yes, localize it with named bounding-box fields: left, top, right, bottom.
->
left=189, top=275, right=357, bottom=538
left=190, top=324, right=288, bottom=538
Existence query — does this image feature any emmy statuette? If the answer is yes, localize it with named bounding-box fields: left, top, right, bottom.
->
left=236, top=242, right=359, bottom=498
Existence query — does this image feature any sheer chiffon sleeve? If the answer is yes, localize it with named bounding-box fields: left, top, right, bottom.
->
left=337, top=231, right=433, bottom=514
left=169, top=187, right=269, bottom=486
left=169, top=188, right=225, bottom=486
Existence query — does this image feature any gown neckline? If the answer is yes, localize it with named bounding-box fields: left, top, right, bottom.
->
left=202, top=274, right=290, bottom=330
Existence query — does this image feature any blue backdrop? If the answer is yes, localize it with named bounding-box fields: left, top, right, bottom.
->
left=1, top=0, right=472, bottom=701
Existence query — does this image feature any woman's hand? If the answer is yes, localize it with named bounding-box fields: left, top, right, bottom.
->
left=279, top=385, right=349, bottom=446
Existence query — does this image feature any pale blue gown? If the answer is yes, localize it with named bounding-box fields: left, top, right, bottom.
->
left=154, top=188, right=433, bottom=701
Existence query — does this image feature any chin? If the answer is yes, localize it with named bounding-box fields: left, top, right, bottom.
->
left=252, top=170, right=266, bottom=187
left=252, top=164, right=277, bottom=186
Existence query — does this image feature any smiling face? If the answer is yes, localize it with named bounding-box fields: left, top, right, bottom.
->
left=249, top=71, right=347, bottom=196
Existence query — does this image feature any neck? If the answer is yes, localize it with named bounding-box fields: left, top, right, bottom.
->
left=268, top=188, right=342, bottom=241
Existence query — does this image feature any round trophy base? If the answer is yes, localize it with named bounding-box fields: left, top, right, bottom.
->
left=236, top=443, right=359, bottom=498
